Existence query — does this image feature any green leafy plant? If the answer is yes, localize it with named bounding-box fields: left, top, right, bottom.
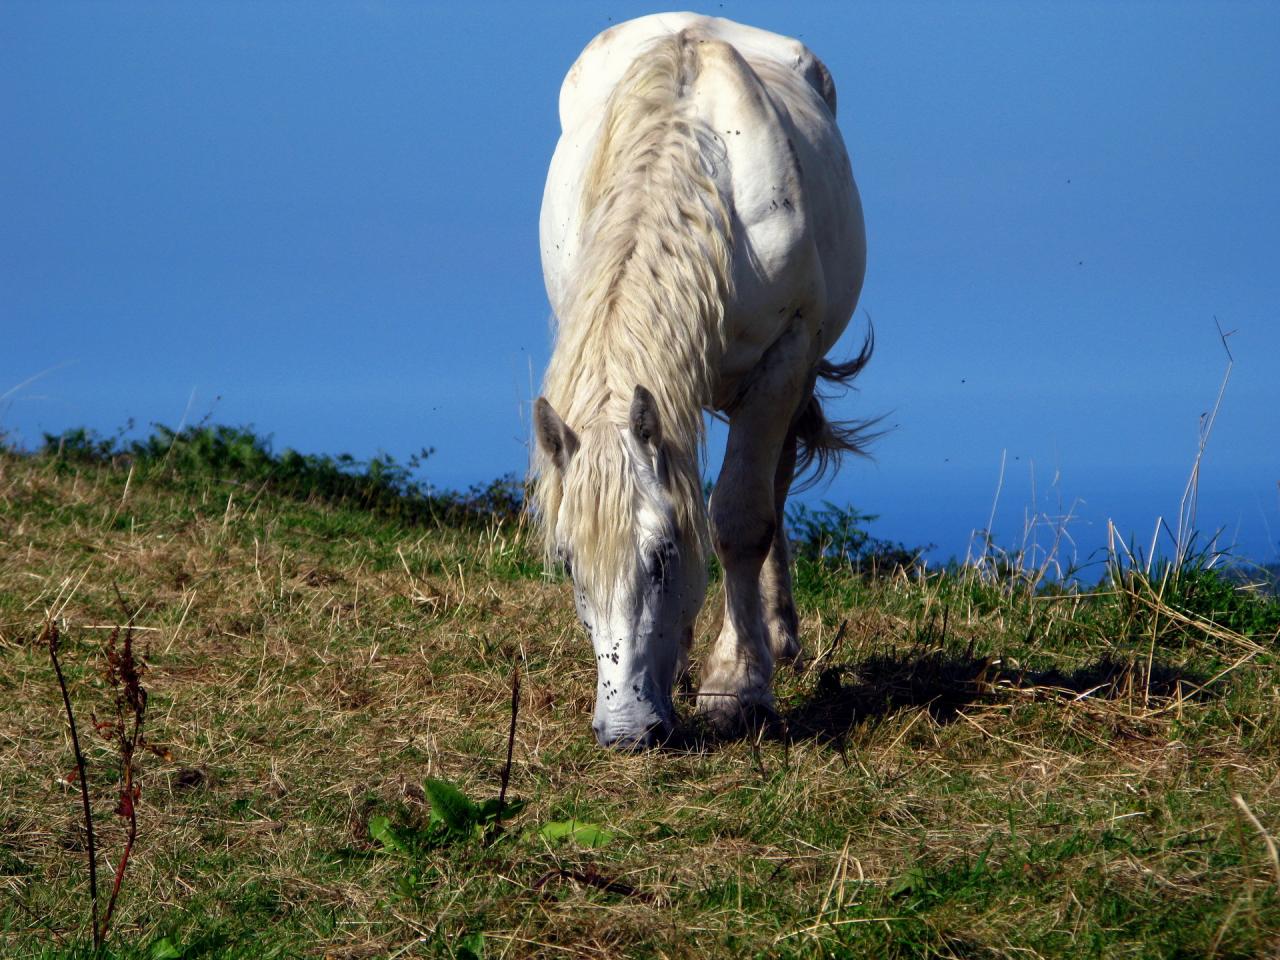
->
left=422, top=777, right=525, bottom=841
left=455, top=930, right=486, bottom=960
left=369, top=777, right=527, bottom=857
left=368, top=777, right=527, bottom=901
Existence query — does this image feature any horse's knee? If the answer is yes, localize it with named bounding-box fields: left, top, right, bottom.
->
left=711, top=494, right=775, bottom=567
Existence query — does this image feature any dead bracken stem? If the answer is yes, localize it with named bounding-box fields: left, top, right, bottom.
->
left=99, top=599, right=148, bottom=942
left=44, top=606, right=149, bottom=950
left=45, top=617, right=99, bottom=949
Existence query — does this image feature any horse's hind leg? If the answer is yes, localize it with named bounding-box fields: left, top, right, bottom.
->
left=698, top=323, right=812, bottom=732
left=761, top=422, right=802, bottom=667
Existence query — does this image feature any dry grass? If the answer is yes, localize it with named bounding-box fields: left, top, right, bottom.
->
left=1, top=450, right=1278, bottom=958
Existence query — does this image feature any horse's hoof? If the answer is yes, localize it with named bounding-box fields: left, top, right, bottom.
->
left=696, top=690, right=776, bottom=737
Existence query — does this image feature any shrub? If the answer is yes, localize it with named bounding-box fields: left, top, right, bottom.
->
left=38, top=424, right=523, bottom=529
left=787, top=501, right=931, bottom=575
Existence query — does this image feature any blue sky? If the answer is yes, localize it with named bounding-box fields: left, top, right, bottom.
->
left=3, top=2, right=1277, bottom=568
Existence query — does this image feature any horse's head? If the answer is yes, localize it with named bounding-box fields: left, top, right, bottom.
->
left=534, top=385, right=707, bottom=748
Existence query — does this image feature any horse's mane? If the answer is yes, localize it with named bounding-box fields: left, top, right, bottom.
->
left=532, top=30, right=733, bottom=599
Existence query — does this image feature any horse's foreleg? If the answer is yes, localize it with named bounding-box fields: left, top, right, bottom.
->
left=761, top=423, right=802, bottom=667
left=698, top=323, right=812, bottom=732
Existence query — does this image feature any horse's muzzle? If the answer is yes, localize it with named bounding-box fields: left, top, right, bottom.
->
left=593, top=715, right=674, bottom=750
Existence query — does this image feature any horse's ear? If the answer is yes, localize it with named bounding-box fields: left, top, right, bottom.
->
left=534, top=397, right=578, bottom=472
left=629, top=384, right=663, bottom=451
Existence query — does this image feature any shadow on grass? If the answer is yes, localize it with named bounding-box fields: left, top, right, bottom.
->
left=792, top=649, right=1213, bottom=747
left=668, top=649, right=1211, bottom=751
left=785, top=647, right=998, bottom=742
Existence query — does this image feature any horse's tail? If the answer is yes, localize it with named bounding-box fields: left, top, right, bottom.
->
left=792, top=321, right=882, bottom=491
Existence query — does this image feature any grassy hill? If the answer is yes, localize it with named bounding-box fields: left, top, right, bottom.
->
left=1, top=429, right=1278, bottom=958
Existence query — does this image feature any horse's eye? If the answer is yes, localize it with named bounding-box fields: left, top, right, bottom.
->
left=646, top=541, right=675, bottom=582
left=647, top=555, right=664, bottom=582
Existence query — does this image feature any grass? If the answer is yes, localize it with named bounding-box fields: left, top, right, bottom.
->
left=1, top=429, right=1278, bottom=958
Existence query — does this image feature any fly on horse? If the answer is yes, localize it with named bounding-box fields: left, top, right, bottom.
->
left=533, top=13, right=871, bottom=748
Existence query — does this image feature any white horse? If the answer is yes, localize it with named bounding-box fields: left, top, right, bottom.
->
left=533, top=13, right=870, bottom=747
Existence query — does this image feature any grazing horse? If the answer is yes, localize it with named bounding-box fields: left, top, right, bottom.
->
left=533, top=13, right=870, bottom=748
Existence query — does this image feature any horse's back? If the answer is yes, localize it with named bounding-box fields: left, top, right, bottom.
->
left=555, top=14, right=835, bottom=132
left=541, top=14, right=865, bottom=406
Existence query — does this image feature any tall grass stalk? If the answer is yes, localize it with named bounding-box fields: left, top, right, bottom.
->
left=1175, top=319, right=1234, bottom=568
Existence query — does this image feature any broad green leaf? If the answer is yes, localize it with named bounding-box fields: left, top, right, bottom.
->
left=149, top=937, right=184, bottom=960
left=538, top=819, right=613, bottom=848
left=368, top=815, right=412, bottom=855
left=477, top=797, right=526, bottom=822
left=425, top=777, right=480, bottom=833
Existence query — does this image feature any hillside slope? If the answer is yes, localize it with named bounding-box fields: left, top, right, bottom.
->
left=1, top=442, right=1278, bottom=958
